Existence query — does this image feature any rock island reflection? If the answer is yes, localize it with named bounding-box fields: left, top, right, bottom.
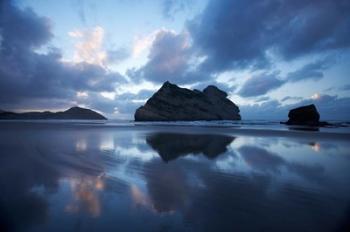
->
left=146, top=133, right=235, bottom=162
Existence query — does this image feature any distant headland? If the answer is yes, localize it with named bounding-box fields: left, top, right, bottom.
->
left=0, top=106, right=107, bottom=120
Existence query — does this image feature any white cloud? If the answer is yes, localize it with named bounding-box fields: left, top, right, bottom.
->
left=133, top=33, right=155, bottom=58
left=69, top=26, right=107, bottom=67
left=68, top=30, right=83, bottom=38
left=76, top=91, right=88, bottom=98
left=100, top=91, right=116, bottom=100
left=132, top=28, right=177, bottom=58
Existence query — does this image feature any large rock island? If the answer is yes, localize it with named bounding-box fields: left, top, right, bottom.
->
left=0, top=106, right=107, bottom=120
left=135, top=81, right=241, bottom=121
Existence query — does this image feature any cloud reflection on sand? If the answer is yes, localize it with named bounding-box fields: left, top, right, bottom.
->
left=310, top=142, right=321, bottom=152
left=65, top=174, right=105, bottom=217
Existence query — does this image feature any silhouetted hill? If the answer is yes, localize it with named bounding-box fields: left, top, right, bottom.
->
left=0, top=107, right=107, bottom=120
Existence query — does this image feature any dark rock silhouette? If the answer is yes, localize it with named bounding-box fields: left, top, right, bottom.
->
left=146, top=133, right=235, bottom=162
left=135, top=81, right=241, bottom=121
left=282, top=104, right=329, bottom=126
left=0, top=106, right=106, bottom=120
left=288, top=104, right=319, bottom=123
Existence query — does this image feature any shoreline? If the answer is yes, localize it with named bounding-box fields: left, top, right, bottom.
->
left=0, top=120, right=349, bottom=141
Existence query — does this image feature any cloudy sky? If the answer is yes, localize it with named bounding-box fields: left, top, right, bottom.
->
left=0, top=0, right=349, bottom=120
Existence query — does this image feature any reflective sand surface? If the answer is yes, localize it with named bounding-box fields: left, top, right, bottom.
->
left=0, top=122, right=349, bottom=232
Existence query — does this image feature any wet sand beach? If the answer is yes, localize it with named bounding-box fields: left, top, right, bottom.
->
left=1, top=121, right=350, bottom=232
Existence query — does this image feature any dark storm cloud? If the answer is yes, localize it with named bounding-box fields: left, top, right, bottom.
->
left=128, top=0, right=349, bottom=99
left=238, top=57, right=336, bottom=98
left=189, top=0, right=350, bottom=73
left=286, top=59, right=332, bottom=82
left=238, top=72, right=285, bottom=97
left=341, top=84, right=350, bottom=91
left=0, top=0, right=52, bottom=50
left=281, top=96, right=304, bottom=102
left=106, top=47, right=130, bottom=64
left=0, top=0, right=126, bottom=111
left=0, top=46, right=125, bottom=106
left=128, top=30, right=211, bottom=85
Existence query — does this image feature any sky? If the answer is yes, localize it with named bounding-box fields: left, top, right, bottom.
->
left=0, top=0, right=349, bottom=120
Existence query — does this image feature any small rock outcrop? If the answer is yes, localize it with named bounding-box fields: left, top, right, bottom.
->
left=287, top=104, right=320, bottom=125
left=0, top=106, right=107, bottom=120
left=134, top=81, right=241, bottom=121
left=284, top=104, right=329, bottom=126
